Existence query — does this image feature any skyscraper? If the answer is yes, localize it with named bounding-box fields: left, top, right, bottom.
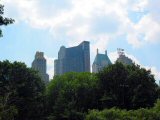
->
left=32, top=51, right=49, bottom=84
left=54, top=41, right=90, bottom=75
left=116, top=48, right=133, bottom=65
left=92, top=49, right=112, bottom=73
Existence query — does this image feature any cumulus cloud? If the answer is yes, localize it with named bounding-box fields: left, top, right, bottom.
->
left=149, top=67, right=160, bottom=82
left=126, top=0, right=160, bottom=47
left=147, top=0, right=160, bottom=22
left=108, top=51, right=119, bottom=63
left=3, top=0, right=160, bottom=49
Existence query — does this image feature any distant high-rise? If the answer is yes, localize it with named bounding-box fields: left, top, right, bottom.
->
left=54, top=41, right=90, bottom=75
left=32, top=51, right=49, bottom=84
left=116, top=48, right=133, bottom=65
left=92, top=49, right=112, bottom=73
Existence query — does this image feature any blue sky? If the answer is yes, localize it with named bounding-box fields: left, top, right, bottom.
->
left=1, top=0, right=160, bottom=82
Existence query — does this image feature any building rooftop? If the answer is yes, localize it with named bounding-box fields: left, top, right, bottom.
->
left=93, top=49, right=112, bottom=65
left=35, top=51, right=44, bottom=59
left=93, top=53, right=112, bottom=65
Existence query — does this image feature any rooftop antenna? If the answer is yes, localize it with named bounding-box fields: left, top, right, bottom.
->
left=97, top=48, right=99, bottom=54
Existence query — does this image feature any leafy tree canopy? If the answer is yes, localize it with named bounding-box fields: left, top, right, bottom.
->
left=98, top=62, right=158, bottom=110
left=0, top=60, right=45, bottom=120
left=46, top=72, right=99, bottom=120
left=0, top=60, right=159, bottom=120
left=85, top=99, right=160, bottom=120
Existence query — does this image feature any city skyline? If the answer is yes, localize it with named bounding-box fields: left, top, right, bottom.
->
left=0, top=0, right=160, bottom=82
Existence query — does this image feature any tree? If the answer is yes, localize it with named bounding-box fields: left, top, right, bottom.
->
left=97, top=62, right=129, bottom=109
left=0, top=60, right=45, bottom=120
left=97, top=62, right=158, bottom=110
left=126, top=64, right=158, bottom=109
left=46, top=72, right=99, bottom=120
left=0, top=3, right=14, bottom=37
left=157, top=86, right=160, bottom=99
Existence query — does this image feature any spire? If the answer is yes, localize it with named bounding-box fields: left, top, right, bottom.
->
left=97, top=48, right=99, bottom=54
left=105, top=50, right=107, bottom=55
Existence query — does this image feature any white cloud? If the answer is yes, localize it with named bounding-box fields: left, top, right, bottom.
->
left=136, top=14, right=160, bottom=43
left=127, top=32, right=144, bottom=48
left=3, top=0, right=160, bottom=49
left=126, top=12, right=160, bottom=48
left=88, top=34, right=112, bottom=66
left=149, top=67, right=160, bottom=82
left=141, top=66, right=160, bottom=84
left=108, top=51, right=119, bottom=63
left=147, top=0, right=160, bottom=22
left=125, top=0, right=160, bottom=47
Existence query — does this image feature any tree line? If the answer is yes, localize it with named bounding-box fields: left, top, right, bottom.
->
left=0, top=60, right=160, bottom=120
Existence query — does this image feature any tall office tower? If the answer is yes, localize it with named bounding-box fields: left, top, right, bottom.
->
left=54, top=41, right=90, bottom=75
left=116, top=48, right=133, bottom=65
left=92, top=49, right=112, bottom=73
left=32, top=51, right=49, bottom=84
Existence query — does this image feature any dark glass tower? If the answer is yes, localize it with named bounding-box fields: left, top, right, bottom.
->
left=54, top=41, right=90, bottom=75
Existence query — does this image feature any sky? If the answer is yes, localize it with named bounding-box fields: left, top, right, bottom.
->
left=0, top=0, right=160, bottom=82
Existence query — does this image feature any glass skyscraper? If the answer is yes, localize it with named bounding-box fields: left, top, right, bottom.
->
left=54, top=41, right=90, bottom=75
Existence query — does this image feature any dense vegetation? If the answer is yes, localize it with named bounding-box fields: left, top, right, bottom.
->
left=0, top=61, right=45, bottom=120
left=46, top=62, right=159, bottom=120
left=98, top=62, right=158, bottom=110
left=86, top=100, right=160, bottom=120
left=0, top=60, right=160, bottom=120
left=46, top=72, right=99, bottom=120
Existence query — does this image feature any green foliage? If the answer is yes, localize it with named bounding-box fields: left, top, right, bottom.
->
left=153, top=99, right=160, bottom=112
left=85, top=100, right=160, bottom=120
left=0, top=60, right=159, bottom=120
left=98, top=62, right=158, bottom=109
left=46, top=72, right=99, bottom=120
left=46, top=63, right=159, bottom=119
left=0, top=3, right=14, bottom=37
left=0, top=103, right=18, bottom=120
left=0, top=60, right=45, bottom=120
left=157, top=86, right=160, bottom=99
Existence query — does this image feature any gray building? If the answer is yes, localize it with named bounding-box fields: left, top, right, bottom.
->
left=32, top=51, right=49, bottom=84
left=116, top=48, right=133, bottom=65
left=54, top=41, right=90, bottom=75
left=92, top=49, right=112, bottom=73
